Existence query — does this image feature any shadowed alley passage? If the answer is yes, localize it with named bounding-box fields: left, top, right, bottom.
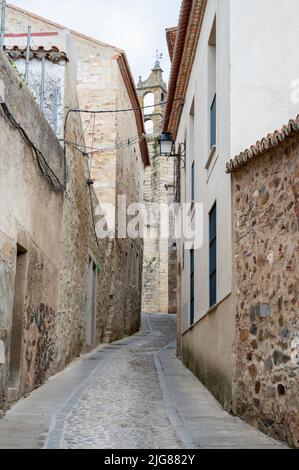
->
left=0, top=315, right=285, bottom=449
left=57, top=315, right=182, bottom=449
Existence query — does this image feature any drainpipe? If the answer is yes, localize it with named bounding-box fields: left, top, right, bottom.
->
left=53, top=85, right=58, bottom=135
left=40, top=56, right=46, bottom=113
left=0, top=0, right=6, bottom=53
left=25, top=26, right=31, bottom=84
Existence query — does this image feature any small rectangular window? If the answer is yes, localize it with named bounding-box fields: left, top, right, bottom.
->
left=210, top=94, right=217, bottom=149
left=190, top=249, right=195, bottom=325
left=209, top=203, right=217, bottom=307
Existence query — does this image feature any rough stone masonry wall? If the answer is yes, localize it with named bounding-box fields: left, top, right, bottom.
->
left=0, top=50, right=111, bottom=411
left=5, top=5, right=145, bottom=343
left=232, top=134, right=299, bottom=448
left=101, top=67, right=145, bottom=343
left=55, top=65, right=110, bottom=370
left=4, top=5, right=119, bottom=347
left=72, top=35, right=144, bottom=343
left=142, top=138, right=176, bottom=314
left=0, top=55, right=64, bottom=405
left=74, top=35, right=119, bottom=209
left=137, top=62, right=177, bottom=315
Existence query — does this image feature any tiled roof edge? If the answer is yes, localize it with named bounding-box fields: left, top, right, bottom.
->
left=4, top=45, right=68, bottom=63
left=226, top=115, right=299, bottom=174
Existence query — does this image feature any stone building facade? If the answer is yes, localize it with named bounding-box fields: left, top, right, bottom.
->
left=165, top=0, right=299, bottom=413
left=0, top=50, right=104, bottom=406
left=0, top=4, right=148, bottom=411
left=4, top=4, right=149, bottom=342
left=165, top=0, right=299, bottom=447
left=227, top=119, right=299, bottom=448
left=137, top=62, right=177, bottom=314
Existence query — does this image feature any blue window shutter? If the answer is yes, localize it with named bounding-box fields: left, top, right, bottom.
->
left=190, top=249, right=195, bottom=325
left=209, top=204, right=217, bottom=307
left=210, top=94, right=217, bottom=149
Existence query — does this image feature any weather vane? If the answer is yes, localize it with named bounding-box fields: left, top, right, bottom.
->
left=156, top=50, right=163, bottom=62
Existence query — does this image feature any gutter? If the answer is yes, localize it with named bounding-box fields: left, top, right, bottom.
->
left=163, top=0, right=193, bottom=133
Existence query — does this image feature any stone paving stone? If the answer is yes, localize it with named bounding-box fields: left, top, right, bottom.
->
left=60, top=316, right=183, bottom=449
left=0, top=314, right=288, bottom=449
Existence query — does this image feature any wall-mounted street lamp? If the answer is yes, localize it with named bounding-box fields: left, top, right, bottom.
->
left=158, top=132, right=186, bottom=169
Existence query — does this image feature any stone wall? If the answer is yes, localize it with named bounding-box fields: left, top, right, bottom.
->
left=4, top=2, right=146, bottom=345
left=137, top=64, right=177, bottom=314
left=0, top=54, right=64, bottom=404
left=0, top=51, right=109, bottom=408
left=232, top=134, right=299, bottom=448
left=1, top=4, right=146, bottom=410
left=70, top=37, right=145, bottom=343
left=73, top=35, right=119, bottom=209
left=100, top=66, right=145, bottom=343
left=55, top=63, right=109, bottom=368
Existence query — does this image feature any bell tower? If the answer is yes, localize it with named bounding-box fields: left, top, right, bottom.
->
left=137, top=59, right=177, bottom=314
left=137, top=59, right=167, bottom=142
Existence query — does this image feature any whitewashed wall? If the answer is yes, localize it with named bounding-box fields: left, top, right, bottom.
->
left=177, top=0, right=231, bottom=332
left=177, top=0, right=299, bottom=333
left=14, top=58, right=65, bottom=139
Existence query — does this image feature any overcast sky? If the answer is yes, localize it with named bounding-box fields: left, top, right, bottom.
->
left=8, top=0, right=181, bottom=83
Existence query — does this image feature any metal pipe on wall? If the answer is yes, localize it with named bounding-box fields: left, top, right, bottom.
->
left=40, top=56, right=46, bottom=113
left=25, top=26, right=31, bottom=84
left=0, top=0, right=6, bottom=53
left=53, top=85, right=58, bottom=135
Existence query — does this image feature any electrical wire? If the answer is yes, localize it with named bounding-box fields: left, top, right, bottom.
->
left=63, top=98, right=185, bottom=184
left=62, top=120, right=163, bottom=207
left=65, top=97, right=184, bottom=116
left=89, top=113, right=96, bottom=173
left=61, top=103, right=184, bottom=157
left=78, top=112, right=94, bottom=146
left=87, top=130, right=104, bottom=254
left=0, top=102, right=64, bottom=192
left=62, top=98, right=185, bottom=250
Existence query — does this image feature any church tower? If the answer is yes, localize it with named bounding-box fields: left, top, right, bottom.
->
left=137, top=59, right=177, bottom=314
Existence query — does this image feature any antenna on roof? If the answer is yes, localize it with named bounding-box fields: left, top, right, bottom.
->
left=25, top=26, right=32, bottom=84
left=0, top=0, right=6, bottom=53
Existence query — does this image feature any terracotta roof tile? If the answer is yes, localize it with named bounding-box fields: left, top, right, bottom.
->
left=4, top=45, right=68, bottom=63
left=163, top=0, right=207, bottom=135
left=226, top=115, right=299, bottom=173
left=166, top=27, right=178, bottom=62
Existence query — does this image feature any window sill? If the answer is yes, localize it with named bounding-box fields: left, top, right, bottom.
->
left=205, top=145, right=217, bottom=171
left=190, top=201, right=195, bottom=220
left=205, top=146, right=218, bottom=183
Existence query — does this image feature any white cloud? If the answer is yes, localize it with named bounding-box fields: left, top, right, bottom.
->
left=6, top=0, right=181, bottom=82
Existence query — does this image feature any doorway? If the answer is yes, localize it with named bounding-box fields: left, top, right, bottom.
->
left=8, top=244, right=28, bottom=401
left=85, top=257, right=97, bottom=348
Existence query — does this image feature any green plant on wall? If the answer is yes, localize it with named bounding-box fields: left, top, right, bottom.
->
left=8, top=59, right=26, bottom=88
left=146, top=256, right=159, bottom=274
left=96, top=263, right=103, bottom=274
left=8, top=59, right=18, bottom=72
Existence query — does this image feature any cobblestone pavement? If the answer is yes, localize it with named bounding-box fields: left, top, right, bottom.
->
left=59, top=315, right=183, bottom=449
left=0, top=314, right=286, bottom=449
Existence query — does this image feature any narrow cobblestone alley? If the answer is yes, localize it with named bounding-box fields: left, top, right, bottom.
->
left=0, top=315, right=286, bottom=449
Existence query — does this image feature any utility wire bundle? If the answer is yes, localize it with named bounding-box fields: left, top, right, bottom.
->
left=0, top=102, right=65, bottom=192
